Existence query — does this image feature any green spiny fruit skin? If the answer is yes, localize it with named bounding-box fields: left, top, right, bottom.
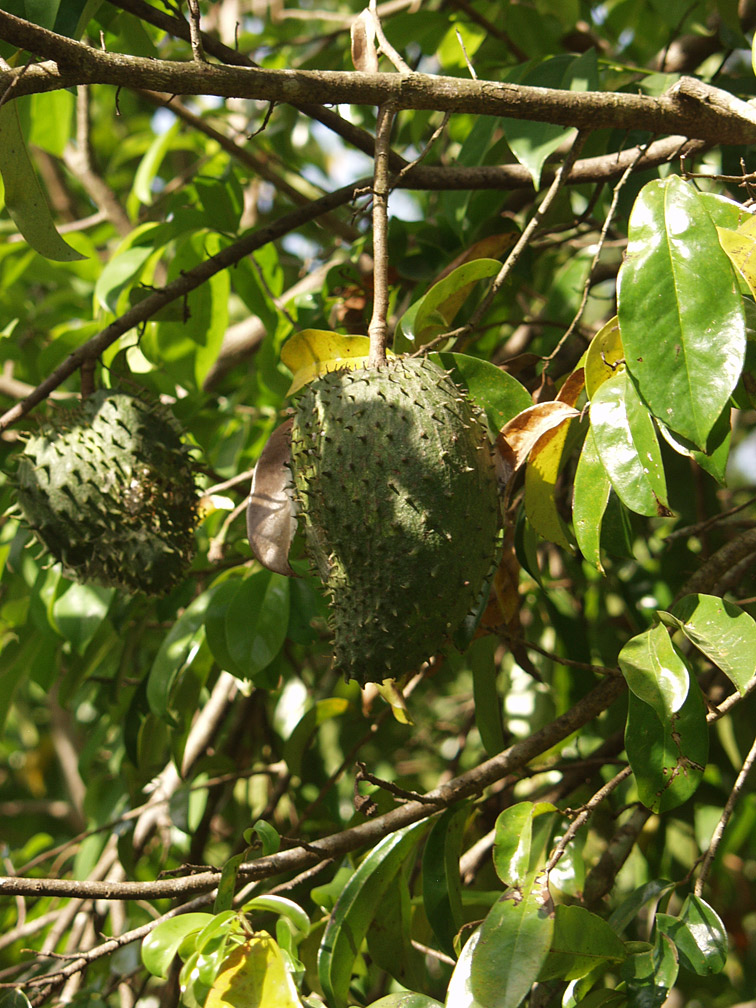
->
left=16, top=390, right=197, bottom=595
left=292, top=357, right=500, bottom=685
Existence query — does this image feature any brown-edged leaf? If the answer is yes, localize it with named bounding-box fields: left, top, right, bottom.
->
left=247, top=419, right=297, bottom=576
left=495, top=401, right=580, bottom=486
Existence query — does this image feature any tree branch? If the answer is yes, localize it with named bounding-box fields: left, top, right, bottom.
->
left=0, top=674, right=625, bottom=901
left=2, top=12, right=756, bottom=144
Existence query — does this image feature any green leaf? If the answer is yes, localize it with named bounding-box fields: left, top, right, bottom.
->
left=618, top=176, right=745, bottom=450
left=147, top=590, right=214, bottom=721
left=619, top=931, right=678, bottom=1008
left=444, top=929, right=486, bottom=1008
left=95, top=245, right=155, bottom=313
left=141, top=913, right=213, bottom=978
left=0, top=102, right=85, bottom=261
left=538, top=905, right=626, bottom=982
left=665, top=593, right=756, bottom=695
left=318, top=820, right=428, bottom=1008
left=367, top=858, right=424, bottom=990
left=625, top=680, right=708, bottom=813
left=51, top=582, right=114, bottom=655
left=470, top=635, right=507, bottom=756
left=573, top=428, right=612, bottom=572
left=589, top=370, right=669, bottom=517
left=282, top=697, right=352, bottom=777
left=502, top=51, right=598, bottom=188
left=132, top=119, right=181, bottom=206
left=655, top=895, right=727, bottom=976
left=574, top=993, right=628, bottom=1008
left=246, top=819, right=282, bottom=857
left=224, top=569, right=290, bottom=684
left=0, top=993, right=33, bottom=1008
left=584, top=317, right=624, bottom=400
left=204, top=576, right=247, bottom=676
left=397, top=260, right=501, bottom=352
left=618, top=623, right=689, bottom=720
left=492, top=802, right=556, bottom=888
left=431, top=351, right=532, bottom=432
left=422, top=805, right=469, bottom=956
left=367, top=996, right=443, bottom=1008
left=608, top=880, right=675, bottom=936
left=243, top=895, right=310, bottom=934
left=469, top=883, right=555, bottom=1008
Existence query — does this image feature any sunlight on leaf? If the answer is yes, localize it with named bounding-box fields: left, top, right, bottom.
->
left=205, top=934, right=302, bottom=1008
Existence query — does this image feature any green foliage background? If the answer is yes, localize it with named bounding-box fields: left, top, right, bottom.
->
left=3, top=1, right=756, bottom=1006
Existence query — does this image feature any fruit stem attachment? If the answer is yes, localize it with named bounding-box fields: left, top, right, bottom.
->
left=368, top=103, right=396, bottom=367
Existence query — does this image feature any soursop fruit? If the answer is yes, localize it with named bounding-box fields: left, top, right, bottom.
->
left=15, top=390, right=197, bottom=594
left=292, top=357, right=501, bottom=685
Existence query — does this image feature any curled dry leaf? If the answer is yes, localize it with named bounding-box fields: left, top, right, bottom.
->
left=350, top=9, right=379, bottom=73
left=495, top=401, right=580, bottom=486
left=246, top=418, right=297, bottom=577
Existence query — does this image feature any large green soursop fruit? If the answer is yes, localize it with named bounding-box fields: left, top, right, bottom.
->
left=16, top=390, right=197, bottom=594
left=292, top=357, right=500, bottom=685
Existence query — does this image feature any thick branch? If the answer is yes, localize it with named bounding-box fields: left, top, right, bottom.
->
left=0, top=674, right=625, bottom=900
left=2, top=13, right=756, bottom=144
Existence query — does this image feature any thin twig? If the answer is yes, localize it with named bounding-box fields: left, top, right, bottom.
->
left=369, top=0, right=411, bottom=74
left=543, top=150, right=645, bottom=370
left=185, top=0, right=205, bottom=61
left=414, top=130, right=590, bottom=355
left=368, top=103, right=397, bottom=366
left=545, top=765, right=633, bottom=874
left=695, top=731, right=756, bottom=896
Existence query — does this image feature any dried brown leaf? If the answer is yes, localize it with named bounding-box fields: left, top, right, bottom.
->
left=350, top=10, right=379, bottom=73
left=495, top=401, right=579, bottom=486
left=246, top=418, right=297, bottom=576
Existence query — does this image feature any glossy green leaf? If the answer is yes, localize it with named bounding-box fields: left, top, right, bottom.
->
left=141, top=913, right=213, bottom=978
left=573, top=428, right=612, bottom=572
left=589, top=370, right=669, bottom=517
left=225, top=569, right=290, bottom=684
left=422, top=805, right=468, bottom=956
left=618, top=176, right=745, bottom=450
left=618, top=623, right=689, bottom=719
left=656, top=409, right=731, bottom=485
left=655, top=895, right=727, bottom=976
left=665, top=593, right=756, bottom=694
left=619, top=932, right=678, bottom=1007
left=538, top=905, right=626, bottom=981
left=444, top=930, right=486, bottom=1008
left=492, top=802, right=556, bottom=887
left=0, top=102, right=85, bottom=261
left=469, top=884, right=555, bottom=1008
left=431, top=351, right=532, bottom=432
left=401, top=259, right=501, bottom=347
left=318, top=820, right=428, bottom=1008
left=147, top=591, right=214, bottom=720
left=625, top=681, right=708, bottom=813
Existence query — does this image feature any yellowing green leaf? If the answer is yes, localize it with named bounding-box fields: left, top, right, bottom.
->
left=205, top=934, right=302, bottom=1008
left=0, top=102, right=85, bottom=262
left=585, top=316, right=624, bottom=400
left=524, top=413, right=578, bottom=548
left=281, top=330, right=391, bottom=395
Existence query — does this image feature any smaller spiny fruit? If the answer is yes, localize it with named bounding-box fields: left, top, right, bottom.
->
left=291, top=357, right=501, bottom=685
left=15, top=390, right=197, bottom=594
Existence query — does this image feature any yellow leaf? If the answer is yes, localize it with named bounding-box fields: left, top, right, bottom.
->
left=375, top=679, right=414, bottom=725
left=524, top=416, right=577, bottom=549
left=281, top=330, right=393, bottom=395
left=584, top=316, right=624, bottom=400
left=205, top=934, right=302, bottom=1008
left=717, top=226, right=756, bottom=299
